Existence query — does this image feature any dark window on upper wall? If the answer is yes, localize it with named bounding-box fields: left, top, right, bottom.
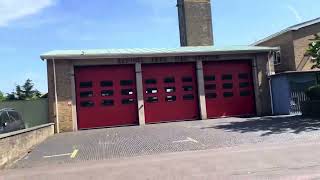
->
left=165, top=87, right=176, bottom=93
left=239, top=82, right=250, bottom=88
left=101, top=81, right=113, bottom=87
left=80, top=101, right=94, bottom=107
left=122, top=98, right=135, bottom=105
left=101, top=90, right=114, bottom=97
left=222, top=74, right=232, bottom=80
left=223, top=83, right=233, bottom=89
left=164, top=77, right=175, bottom=83
left=165, top=96, right=176, bottom=102
left=146, top=96, right=158, bottom=103
left=183, top=86, right=193, bottom=91
left=182, top=77, right=193, bottom=82
left=205, top=84, right=216, bottom=90
left=238, top=73, right=249, bottom=79
left=101, top=100, right=114, bottom=106
left=80, top=91, right=93, bottom=98
left=206, top=93, right=217, bottom=99
left=145, top=79, right=157, bottom=84
left=121, top=89, right=134, bottom=95
left=223, top=92, right=234, bottom=98
left=120, top=80, right=134, bottom=86
left=146, top=88, right=158, bottom=94
left=240, top=91, right=251, bottom=96
left=80, top=82, right=92, bottom=88
left=183, top=94, right=194, bottom=100
left=204, top=75, right=215, bottom=81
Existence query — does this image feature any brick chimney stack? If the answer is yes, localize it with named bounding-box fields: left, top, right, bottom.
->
left=177, top=0, right=214, bottom=46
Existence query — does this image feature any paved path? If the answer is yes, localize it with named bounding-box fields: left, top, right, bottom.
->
left=11, top=115, right=320, bottom=169
left=2, top=140, right=320, bottom=179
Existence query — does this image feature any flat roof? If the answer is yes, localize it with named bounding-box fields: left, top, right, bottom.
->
left=270, top=70, right=320, bottom=77
left=40, top=46, right=279, bottom=60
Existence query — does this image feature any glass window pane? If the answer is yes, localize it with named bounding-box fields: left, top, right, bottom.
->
left=222, top=74, right=232, bottom=80
left=183, top=86, right=193, bottom=91
left=165, top=96, right=176, bottom=102
left=80, top=101, right=94, bottom=107
left=164, top=77, right=175, bottom=83
left=101, top=100, right=114, bottom=106
left=122, top=89, right=134, bottom=95
left=204, top=75, right=215, bottom=81
left=239, top=82, right=250, bottom=88
left=240, top=91, right=251, bottom=96
left=146, top=88, right=158, bottom=94
left=223, top=92, right=233, bottom=98
left=145, top=79, right=157, bottom=84
left=120, top=80, right=133, bottom=86
left=100, top=81, right=113, bottom=87
left=80, top=82, right=92, bottom=88
left=146, top=96, right=158, bottom=103
left=101, top=90, right=114, bottom=97
left=165, top=87, right=176, bottom=93
left=223, top=83, right=233, bottom=89
left=122, top=99, right=135, bottom=104
left=80, top=91, right=93, bottom=98
left=206, top=93, right=217, bottom=99
left=183, top=94, right=194, bottom=100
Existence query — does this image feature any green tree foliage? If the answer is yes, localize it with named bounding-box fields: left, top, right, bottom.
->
left=4, top=79, right=42, bottom=101
left=0, top=91, right=5, bottom=101
left=307, top=34, right=320, bottom=69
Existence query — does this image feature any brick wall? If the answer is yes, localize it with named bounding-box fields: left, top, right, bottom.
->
left=177, top=0, right=214, bottom=46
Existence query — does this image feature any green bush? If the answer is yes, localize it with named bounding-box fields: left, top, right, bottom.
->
left=305, top=85, right=320, bottom=100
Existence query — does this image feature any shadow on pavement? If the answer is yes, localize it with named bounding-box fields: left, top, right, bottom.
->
left=204, top=116, right=320, bottom=136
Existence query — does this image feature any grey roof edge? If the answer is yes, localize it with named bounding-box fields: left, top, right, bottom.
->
left=252, top=17, right=320, bottom=46
left=270, top=69, right=320, bottom=77
left=40, top=46, right=279, bottom=60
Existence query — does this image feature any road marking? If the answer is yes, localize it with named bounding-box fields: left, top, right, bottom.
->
left=172, top=137, right=199, bottom=144
left=70, top=149, right=79, bottom=158
left=43, top=153, right=71, bottom=158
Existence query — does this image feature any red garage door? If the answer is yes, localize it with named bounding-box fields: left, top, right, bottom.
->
left=142, top=63, right=199, bottom=123
left=203, top=60, right=256, bottom=118
left=75, top=65, right=138, bottom=129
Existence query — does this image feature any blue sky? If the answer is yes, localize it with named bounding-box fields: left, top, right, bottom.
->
left=0, top=0, right=319, bottom=93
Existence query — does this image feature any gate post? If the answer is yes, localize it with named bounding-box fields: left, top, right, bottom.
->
left=135, top=63, right=146, bottom=125
left=196, top=60, right=208, bottom=120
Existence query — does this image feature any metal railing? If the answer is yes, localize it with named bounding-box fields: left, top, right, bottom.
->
left=290, top=91, right=309, bottom=114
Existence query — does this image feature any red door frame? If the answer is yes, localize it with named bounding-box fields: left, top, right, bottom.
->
left=75, top=65, right=138, bottom=129
left=203, top=60, right=256, bottom=118
left=142, top=63, right=200, bottom=123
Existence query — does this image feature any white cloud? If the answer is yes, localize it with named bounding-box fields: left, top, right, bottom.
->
left=287, top=5, right=302, bottom=22
left=0, top=0, right=56, bottom=27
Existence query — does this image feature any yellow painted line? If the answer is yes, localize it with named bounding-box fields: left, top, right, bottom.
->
left=70, top=149, right=79, bottom=158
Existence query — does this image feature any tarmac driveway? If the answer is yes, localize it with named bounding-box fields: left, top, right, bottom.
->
left=12, top=115, right=320, bottom=169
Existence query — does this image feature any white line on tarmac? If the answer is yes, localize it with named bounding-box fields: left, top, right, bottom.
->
left=43, top=153, right=72, bottom=158
left=172, top=137, right=199, bottom=143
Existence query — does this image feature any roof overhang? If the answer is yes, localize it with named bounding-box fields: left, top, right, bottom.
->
left=40, top=46, right=279, bottom=61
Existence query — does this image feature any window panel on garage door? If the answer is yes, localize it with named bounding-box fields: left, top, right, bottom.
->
left=142, top=63, right=199, bottom=123
left=75, top=65, right=138, bottom=129
left=203, top=60, right=255, bottom=118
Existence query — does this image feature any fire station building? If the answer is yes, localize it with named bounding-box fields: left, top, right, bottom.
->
left=41, top=46, right=277, bottom=132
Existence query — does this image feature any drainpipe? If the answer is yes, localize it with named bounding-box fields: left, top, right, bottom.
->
left=268, top=51, right=275, bottom=115
left=52, top=58, right=60, bottom=133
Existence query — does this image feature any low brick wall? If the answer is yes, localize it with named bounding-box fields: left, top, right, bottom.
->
left=0, top=123, right=54, bottom=169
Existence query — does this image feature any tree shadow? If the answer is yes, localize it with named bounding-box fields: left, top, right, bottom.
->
left=204, top=116, right=320, bottom=136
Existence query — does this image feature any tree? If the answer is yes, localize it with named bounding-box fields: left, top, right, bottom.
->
left=307, top=34, right=320, bottom=69
left=4, top=79, right=42, bottom=101
left=0, top=91, right=5, bottom=101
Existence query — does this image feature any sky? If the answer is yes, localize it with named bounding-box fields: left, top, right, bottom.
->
left=0, top=0, right=319, bottom=93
